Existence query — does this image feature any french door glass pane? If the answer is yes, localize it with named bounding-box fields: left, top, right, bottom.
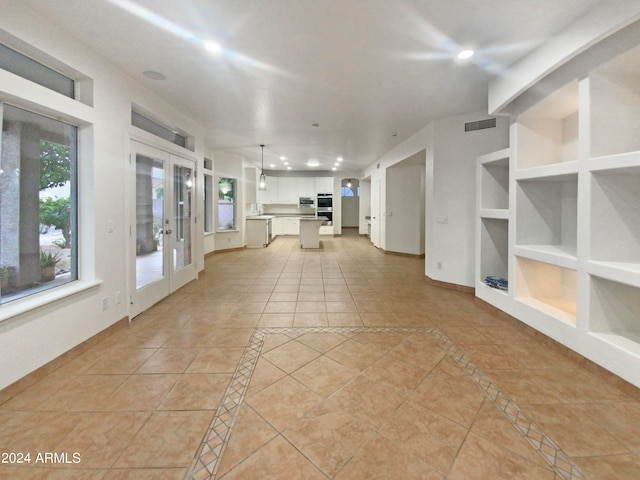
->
left=173, top=164, right=192, bottom=270
left=135, top=155, right=164, bottom=289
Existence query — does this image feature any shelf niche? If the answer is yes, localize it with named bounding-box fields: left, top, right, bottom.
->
left=516, top=174, right=577, bottom=258
left=591, top=167, right=640, bottom=267
left=516, top=81, right=579, bottom=170
left=590, top=43, right=640, bottom=158
left=590, top=276, right=640, bottom=345
left=516, top=257, right=577, bottom=324
left=480, top=218, right=508, bottom=288
left=480, top=157, right=509, bottom=210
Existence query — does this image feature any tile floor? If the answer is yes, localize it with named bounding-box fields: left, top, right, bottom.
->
left=1, top=231, right=640, bottom=479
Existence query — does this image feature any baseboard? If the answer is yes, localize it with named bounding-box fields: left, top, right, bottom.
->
left=424, top=275, right=474, bottom=294
left=212, top=246, right=246, bottom=254
left=384, top=250, right=426, bottom=259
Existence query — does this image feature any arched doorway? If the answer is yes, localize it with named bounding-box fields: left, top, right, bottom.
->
left=341, top=178, right=360, bottom=235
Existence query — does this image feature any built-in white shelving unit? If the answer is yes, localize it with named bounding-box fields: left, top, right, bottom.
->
left=475, top=148, right=511, bottom=310
left=476, top=28, right=640, bottom=387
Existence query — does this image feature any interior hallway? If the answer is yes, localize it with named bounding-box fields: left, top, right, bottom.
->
left=1, top=233, right=639, bottom=479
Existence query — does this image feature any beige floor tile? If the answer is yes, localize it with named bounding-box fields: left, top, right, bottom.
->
left=217, top=435, right=325, bottom=480
left=246, top=376, right=322, bottom=431
left=326, top=312, right=364, bottom=326
left=324, top=374, right=405, bottom=429
left=135, top=348, right=199, bottom=374
left=295, top=332, right=349, bottom=353
left=362, top=355, right=429, bottom=395
left=55, top=412, right=150, bottom=468
left=158, top=373, right=232, bottom=411
left=380, top=400, right=468, bottom=474
left=334, top=433, right=443, bottom=480
left=293, top=312, right=328, bottom=326
left=292, top=355, right=359, bottom=397
left=326, top=338, right=384, bottom=370
left=284, top=407, right=375, bottom=476
left=261, top=340, right=320, bottom=373
left=216, top=405, right=278, bottom=477
left=574, top=453, right=640, bottom=479
left=114, top=410, right=213, bottom=468
left=99, top=374, right=180, bottom=411
left=523, top=403, right=629, bottom=457
left=186, top=347, right=244, bottom=374
left=257, top=312, right=294, bottom=327
left=447, top=432, right=555, bottom=480
left=40, top=375, right=129, bottom=412
left=102, top=468, right=185, bottom=480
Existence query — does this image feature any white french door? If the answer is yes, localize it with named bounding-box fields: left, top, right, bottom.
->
left=371, top=178, right=381, bottom=248
left=129, top=141, right=196, bottom=317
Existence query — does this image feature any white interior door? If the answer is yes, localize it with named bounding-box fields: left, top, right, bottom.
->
left=129, top=141, right=196, bottom=317
left=371, top=178, right=381, bottom=248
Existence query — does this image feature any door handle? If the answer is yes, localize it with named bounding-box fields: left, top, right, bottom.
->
left=165, top=229, right=172, bottom=235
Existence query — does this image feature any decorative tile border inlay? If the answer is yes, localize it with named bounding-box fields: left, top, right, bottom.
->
left=186, top=327, right=587, bottom=480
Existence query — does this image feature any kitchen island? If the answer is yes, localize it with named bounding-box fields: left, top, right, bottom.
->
left=299, top=216, right=328, bottom=248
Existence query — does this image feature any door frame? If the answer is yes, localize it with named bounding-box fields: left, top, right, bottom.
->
left=127, top=140, right=197, bottom=318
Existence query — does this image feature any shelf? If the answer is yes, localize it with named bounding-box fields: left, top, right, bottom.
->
left=516, top=174, right=577, bottom=257
left=514, top=160, right=578, bottom=180
left=590, top=276, right=640, bottom=347
left=515, top=80, right=579, bottom=170
left=590, top=43, right=640, bottom=158
left=589, top=150, right=640, bottom=172
left=479, top=208, right=508, bottom=220
left=515, top=257, right=577, bottom=325
left=591, top=167, right=640, bottom=265
left=587, top=261, right=640, bottom=289
left=480, top=218, right=508, bottom=287
left=514, top=245, right=577, bottom=269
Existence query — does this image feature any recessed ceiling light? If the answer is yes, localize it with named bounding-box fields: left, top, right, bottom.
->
left=204, top=41, right=222, bottom=53
left=307, top=160, right=320, bottom=167
left=287, top=166, right=292, bottom=170
left=457, top=49, right=474, bottom=60
left=332, top=167, right=337, bottom=171
left=284, top=162, right=289, bottom=165
left=337, top=157, right=343, bottom=162
left=280, top=156, right=286, bottom=161
left=270, top=164, right=275, bottom=168
left=143, top=70, right=166, bottom=80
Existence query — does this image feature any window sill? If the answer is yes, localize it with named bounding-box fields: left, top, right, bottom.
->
left=0, top=280, right=103, bottom=324
left=217, top=229, right=239, bottom=233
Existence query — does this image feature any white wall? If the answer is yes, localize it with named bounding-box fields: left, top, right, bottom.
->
left=359, top=180, right=371, bottom=236
left=0, top=3, right=206, bottom=389
left=361, top=112, right=509, bottom=287
left=427, top=113, right=509, bottom=286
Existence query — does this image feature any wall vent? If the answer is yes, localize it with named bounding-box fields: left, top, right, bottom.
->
left=464, top=117, right=497, bottom=132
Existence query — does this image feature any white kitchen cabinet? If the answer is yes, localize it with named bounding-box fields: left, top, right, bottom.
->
left=298, top=177, right=315, bottom=197
left=271, top=217, right=284, bottom=236
left=257, top=176, right=278, bottom=204
left=277, top=177, right=299, bottom=204
left=315, top=177, right=333, bottom=194
left=283, top=217, right=300, bottom=235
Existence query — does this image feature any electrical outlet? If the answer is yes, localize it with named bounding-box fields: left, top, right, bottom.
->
left=115, top=291, right=121, bottom=305
left=101, top=296, right=108, bottom=311
left=437, top=261, right=442, bottom=270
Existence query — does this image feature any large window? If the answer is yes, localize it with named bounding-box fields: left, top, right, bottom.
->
left=0, top=104, right=78, bottom=303
left=218, top=177, right=236, bottom=230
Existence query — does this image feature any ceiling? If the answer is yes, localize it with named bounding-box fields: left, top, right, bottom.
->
left=25, top=0, right=602, bottom=172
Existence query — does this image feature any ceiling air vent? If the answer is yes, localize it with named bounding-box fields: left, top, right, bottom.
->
left=464, top=117, right=497, bottom=132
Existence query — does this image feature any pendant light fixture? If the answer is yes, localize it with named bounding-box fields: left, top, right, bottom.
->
left=347, top=179, right=352, bottom=188
left=259, top=144, right=267, bottom=191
